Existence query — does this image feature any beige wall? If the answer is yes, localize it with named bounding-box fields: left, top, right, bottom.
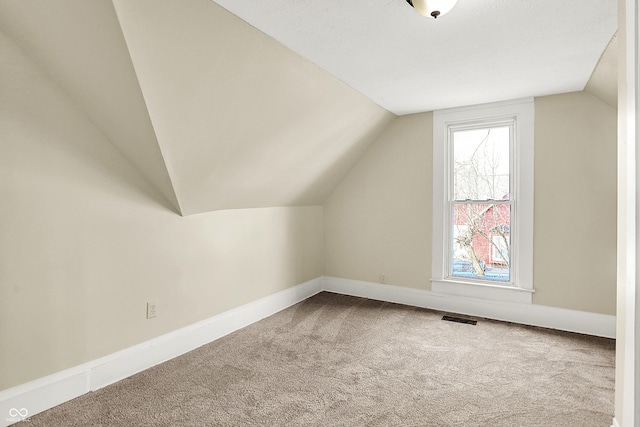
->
left=324, top=93, right=617, bottom=315
left=0, top=30, right=323, bottom=391
left=324, top=113, right=433, bottom=289
left=533, top=92, right=617, bottom=313
left=0, top=0, right=393, bottom=217
left=0, top=0, right=182, bottom=214
left=0, top=4, right=619, bottom=395
left=112, top=0, right=393, bottom=215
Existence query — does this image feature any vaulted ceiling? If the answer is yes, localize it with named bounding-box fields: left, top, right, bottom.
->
left=0, top=0, right=617, bottom=215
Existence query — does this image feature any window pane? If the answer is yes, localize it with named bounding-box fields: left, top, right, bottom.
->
left=451, top=202, right=510, bottom=282
left=453, top=127, right=510, bottom=201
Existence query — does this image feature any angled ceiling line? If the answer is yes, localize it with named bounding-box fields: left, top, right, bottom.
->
left=0, top=0, right=184, bottom=215
left=109, top=0, right=185, bottom=216
left=110, top=0, right=395, bottom=215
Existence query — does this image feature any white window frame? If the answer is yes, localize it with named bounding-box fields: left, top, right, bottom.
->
left=431, top=98, right=534, bottom=304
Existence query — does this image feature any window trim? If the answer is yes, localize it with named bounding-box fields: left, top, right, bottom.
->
left=431, top=98, right=534, bottom=304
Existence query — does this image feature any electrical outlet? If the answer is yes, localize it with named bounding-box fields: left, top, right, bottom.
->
left=379, top=274, right=386, bottom=284
left=146, top=302, right=157, bottom=319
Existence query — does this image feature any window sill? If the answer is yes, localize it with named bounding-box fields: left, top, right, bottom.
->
left=430, top=278, right=533, bottom=304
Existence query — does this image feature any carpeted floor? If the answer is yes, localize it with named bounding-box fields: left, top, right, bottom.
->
left=18, top=292, right=615, bottom=426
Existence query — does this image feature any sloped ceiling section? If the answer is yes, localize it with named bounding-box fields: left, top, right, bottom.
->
left=112, top=0, right=394, bottom=215
left=0, top=0, right=182, bottom=214
left=585, top=32, right=618, bottom=109
left=1, top=0, right=393, bottom=216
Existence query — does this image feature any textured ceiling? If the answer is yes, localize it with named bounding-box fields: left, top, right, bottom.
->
left=211, top=0, right=618, bottom=115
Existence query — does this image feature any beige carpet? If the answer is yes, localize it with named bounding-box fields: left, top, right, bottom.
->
left=18, top=292, right=615, bottom=426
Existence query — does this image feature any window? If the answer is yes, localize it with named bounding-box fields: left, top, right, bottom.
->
left=432, top=99, right=534, bottom=303
left=451, top=125, right=511, bottom=283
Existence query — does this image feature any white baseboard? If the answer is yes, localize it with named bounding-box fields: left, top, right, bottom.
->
left=0, top=277, right=323, bottom=427
left=0, top=275, right=616, bottom=426
left=322, top=276, right=616, bottom=339
left=611, top=416, right=619, bottom=427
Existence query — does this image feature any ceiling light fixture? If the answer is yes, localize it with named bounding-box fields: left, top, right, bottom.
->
left=406, top=0, right=457, bottom=19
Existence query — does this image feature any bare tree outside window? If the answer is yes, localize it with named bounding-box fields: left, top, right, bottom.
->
left=451, top=127, right=511, bottom=282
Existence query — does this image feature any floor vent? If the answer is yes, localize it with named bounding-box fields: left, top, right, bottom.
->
left=442, top=315, right=477, bottom=325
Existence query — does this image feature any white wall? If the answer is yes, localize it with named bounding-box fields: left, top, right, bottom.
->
left=0, top=29, right=323, bottom=391
left=614, top=0, right=639, bottom=424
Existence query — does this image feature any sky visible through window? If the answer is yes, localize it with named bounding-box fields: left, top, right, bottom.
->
left=453, top=127, right=510, bottom=201
left=451, top=126, right=511, bottom=282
